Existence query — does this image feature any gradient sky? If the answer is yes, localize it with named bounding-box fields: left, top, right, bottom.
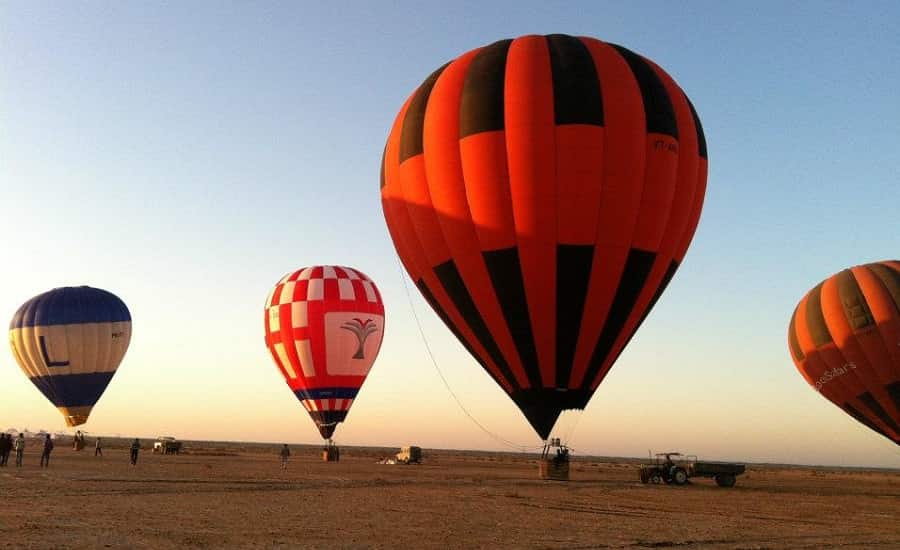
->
left=2, top=2, right=898, bottom=468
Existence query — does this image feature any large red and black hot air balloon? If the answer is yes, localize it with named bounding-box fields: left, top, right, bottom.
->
left=380, top=34, right=708, bottom=439
left=788, top=260, right=900, bottom=445
left=264, top=266, right=385, bottom=440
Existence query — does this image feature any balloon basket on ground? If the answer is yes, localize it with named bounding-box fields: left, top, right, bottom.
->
left=322, top=442, right=340, bottom=462
left=539, top=440, right=570, bottom=481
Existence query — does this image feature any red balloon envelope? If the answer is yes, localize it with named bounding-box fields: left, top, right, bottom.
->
left=264, top=266, right=385, bottom=440
left=380, top=34, right=708, bottom=439
left=788, top=260, right=900, bottom=445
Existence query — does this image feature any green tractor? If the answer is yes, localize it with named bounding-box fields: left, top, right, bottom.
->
left=639, top=452, right=745, bottom=488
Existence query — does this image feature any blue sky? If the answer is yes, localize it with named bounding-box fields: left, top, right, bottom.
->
left=1, top=2, right=898, bottom=467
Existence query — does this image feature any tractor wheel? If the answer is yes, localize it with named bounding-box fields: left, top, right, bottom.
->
left=650, top=474, right=662, bottom=484
left=672, top=467, right=688, bottom=486
left=715, top=474, right=736, bottom=488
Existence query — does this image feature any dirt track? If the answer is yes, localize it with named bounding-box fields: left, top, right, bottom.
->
left=1, top=443, right=899, bottom=549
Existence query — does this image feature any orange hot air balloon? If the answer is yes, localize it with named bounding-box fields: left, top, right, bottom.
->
left=380, top=34, right=708, bottom=439
left=788, top=260, right=900, bottom=445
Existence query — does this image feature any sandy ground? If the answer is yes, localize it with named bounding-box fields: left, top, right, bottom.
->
left=1, top=441, right=899, bottom=549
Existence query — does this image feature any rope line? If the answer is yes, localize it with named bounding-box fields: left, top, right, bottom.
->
left=562, top=409, right=584, bottom=448
left=397, top=260, right=543, bottom=452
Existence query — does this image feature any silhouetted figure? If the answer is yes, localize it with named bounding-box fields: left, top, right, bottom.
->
left=280, top=444, right=290, bottom=469
left=40, top=434, right=54, bottom=467
left=553, top=447, right=569, bottom=465
left=130, top=439, right=140, bottom=465
left=0, top=434, right=11, bottom=466
left=14, top=433, right=25, bottom=467
left=95, top=437, right=103, bottom=457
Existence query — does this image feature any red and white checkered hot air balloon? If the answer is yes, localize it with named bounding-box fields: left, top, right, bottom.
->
left=264, top=266, right=385, bottom=440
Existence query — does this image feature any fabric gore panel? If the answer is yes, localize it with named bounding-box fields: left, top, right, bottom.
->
left=582, top=248, right=656, bottom=387
left=609, top=44, right=678, bottom=138
left=482, top=248, right=541, bottom=388
left=555, top=244, right=594, bottom=388
left=434, top=260, right=518, bottom=390
left=546, top=34, right=603, bottom=126
left=460, top=40, right=512, bottom=137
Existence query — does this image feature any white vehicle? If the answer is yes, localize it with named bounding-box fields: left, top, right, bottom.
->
left=153, top=436, right=182, bottom=455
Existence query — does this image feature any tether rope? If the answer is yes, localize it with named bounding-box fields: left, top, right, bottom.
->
left=397, top=260, right=544, bottom=452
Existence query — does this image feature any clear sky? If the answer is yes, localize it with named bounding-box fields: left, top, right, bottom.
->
left=2, top=2, right=898, bottom=468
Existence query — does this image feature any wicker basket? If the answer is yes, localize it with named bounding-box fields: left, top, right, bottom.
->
left=539, top=458, right=570, bottom=481
left=322, top=447, right=340, bottom=462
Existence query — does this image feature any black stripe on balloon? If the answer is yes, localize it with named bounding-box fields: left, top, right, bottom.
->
left=685, top=95, right=707, bottom=159
left=399, top=63, right=448, bottom=163
left=379, top=145, right=386, bottom=189
left=433, top=260, right=519, bottom=390
left=482, top=248, right=542, bottom=389
left=834, top=269, right=876, bottom=331
left=608, top=259, right=680, bottom=369
left=460, top=39, right=512, bottom=138
left=788, top=312, right=806, bottom=362
left=546, top=34, right=603, bottom=126
left=869, top=263, right=900, bottom=315
left=415, top=279, right=497, bottom=381
left=637, top=259, right=678, bottom=332
left=885, top=382, right=900, bottom=417
left=804, top=283, right=833, bottom=347
left=555, top=244, right=594, bottom=388
left=843, top=402, right=889, bottom=439
left=857, top=391, right=900, bottom=435
left=581, top=248, right=656, bottom=388
left=610, top=44, right=678, bottom=139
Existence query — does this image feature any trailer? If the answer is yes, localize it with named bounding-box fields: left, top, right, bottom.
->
left=640, top=452, right=745, bottom=488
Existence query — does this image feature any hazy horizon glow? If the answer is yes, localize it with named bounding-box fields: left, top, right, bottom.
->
left=2, top=2, right=899, bottom=468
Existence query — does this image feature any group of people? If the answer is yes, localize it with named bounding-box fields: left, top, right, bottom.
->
left=2, top=434, right=288, bottom=469
left=0, top=433, right=24, bottom=466
left=0, top=433, right=54, bottom=467
left=73, top=433, right=105, bottom=456
left=0, top=433, right=140, bottom=467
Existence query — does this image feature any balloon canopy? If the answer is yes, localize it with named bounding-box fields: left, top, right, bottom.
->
left=381, top=34, right=708, bottom=439
left=264, top=266, right=385, bottom=440
left=8, top=286, right=132, bottom=427
left=788, top=260, right=900, bottom=445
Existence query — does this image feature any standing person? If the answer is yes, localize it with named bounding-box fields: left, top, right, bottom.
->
left=94, top=437, right=102, bottom=457
left=129, top=438, right=140, bottom=465
left=40, top=434, right=54, bottom=468
left=280, top=444, right=290, bottom=469
left=14, top=433, right=26, bottom=467
left=0, top=434, right=10, bottom=466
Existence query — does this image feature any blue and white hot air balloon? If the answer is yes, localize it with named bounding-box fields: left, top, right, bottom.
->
left=8, top=286, right=132, bottom=427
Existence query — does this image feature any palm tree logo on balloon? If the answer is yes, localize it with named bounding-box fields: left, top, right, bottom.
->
left=340, top=318, right=379, bottom=359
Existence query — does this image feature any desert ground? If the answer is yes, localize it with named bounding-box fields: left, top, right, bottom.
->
left=1, top=439, right=899, bottom=549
